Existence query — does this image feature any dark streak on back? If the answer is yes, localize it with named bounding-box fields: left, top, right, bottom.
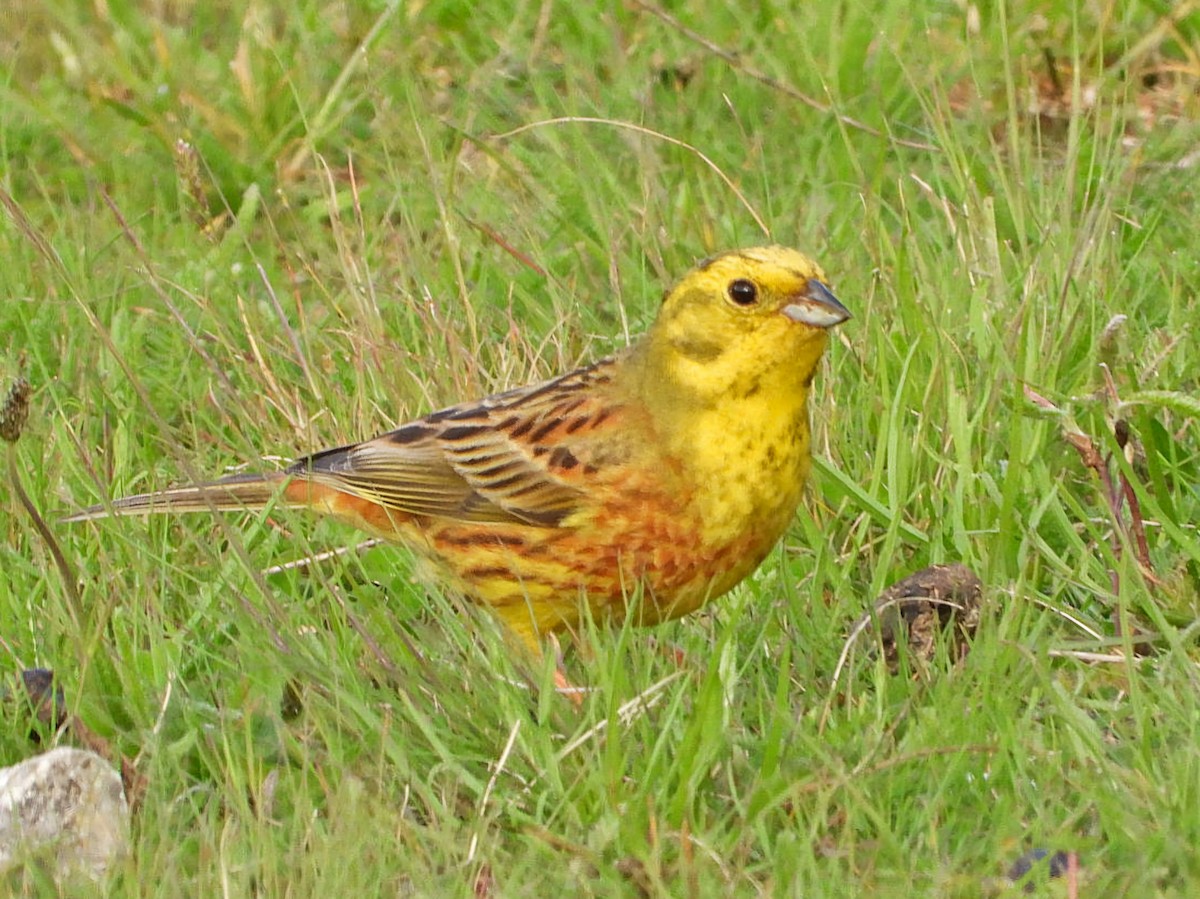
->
left=387, top=424, right=437, bottom=445
left=441, top=424, right=489, bottom=442
left=528, top=419, right=562, bottom=443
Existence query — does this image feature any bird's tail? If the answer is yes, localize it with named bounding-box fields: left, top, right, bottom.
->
left=61, top=472, right=294, bottom=523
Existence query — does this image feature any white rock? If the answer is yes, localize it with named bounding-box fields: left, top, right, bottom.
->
left=0, top=747, right=128, bottom=880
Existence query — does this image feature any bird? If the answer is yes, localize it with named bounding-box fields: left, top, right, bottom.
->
left=66, top=246, right=849, bottom=683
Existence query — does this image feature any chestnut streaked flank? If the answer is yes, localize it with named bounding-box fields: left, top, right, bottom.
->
left=67, top=246, right=850, bottom=659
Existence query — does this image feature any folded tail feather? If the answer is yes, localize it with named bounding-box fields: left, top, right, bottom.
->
left=61, top=472, right=291, bottom=522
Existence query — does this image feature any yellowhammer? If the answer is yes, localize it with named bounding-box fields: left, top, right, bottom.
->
left=67, top=246, right=848, bottom=676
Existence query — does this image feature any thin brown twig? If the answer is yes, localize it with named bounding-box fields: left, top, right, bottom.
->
left=1025, top=381, right=1160, bottom=649
left=1101, top=367, right=1153, bottom=572
left=0, top=188, right=71, bottom=285
left=462, top=217, right=549, bottom=277
left=628, top=0, right=939, bottom=152
left=1025, top=385, right=1140, bottom=569
left=3, top=373, right=84, bottom=628
left=1116, top=429, right=1154, bottom=571
left=7, top=450, right=84, bottom=629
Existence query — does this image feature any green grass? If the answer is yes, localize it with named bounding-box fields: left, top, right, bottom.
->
left=2, top=0, right=1198, bottom=894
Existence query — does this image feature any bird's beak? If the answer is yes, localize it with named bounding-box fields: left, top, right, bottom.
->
left=782, top=280, right=851, bottom=328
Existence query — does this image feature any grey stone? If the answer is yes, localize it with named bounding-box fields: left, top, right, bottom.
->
left=0, top=747, right=129, bottom=880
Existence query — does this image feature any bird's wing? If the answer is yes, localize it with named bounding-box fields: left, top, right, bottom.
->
left=290, top=358, right=626, bottom=528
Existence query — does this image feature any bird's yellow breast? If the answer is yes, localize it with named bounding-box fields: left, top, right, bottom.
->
left=674, top=392, right=812, bottom=548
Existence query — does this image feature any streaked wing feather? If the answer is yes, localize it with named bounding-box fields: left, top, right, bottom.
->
left=288, top=358, right=621, bottom=527
left=439, top=427, right=585, bottom=527
left=290, top=441, right=514, bottom=523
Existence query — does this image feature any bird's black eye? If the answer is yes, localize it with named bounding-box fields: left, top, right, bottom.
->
left=728, top=279, right=758, bottom=306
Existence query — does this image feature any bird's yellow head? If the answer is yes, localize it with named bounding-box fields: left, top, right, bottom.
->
left=639, top=245, right=850, bottom=405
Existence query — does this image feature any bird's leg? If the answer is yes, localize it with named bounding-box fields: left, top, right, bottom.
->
left=547, top=632, right=587, bottom=708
